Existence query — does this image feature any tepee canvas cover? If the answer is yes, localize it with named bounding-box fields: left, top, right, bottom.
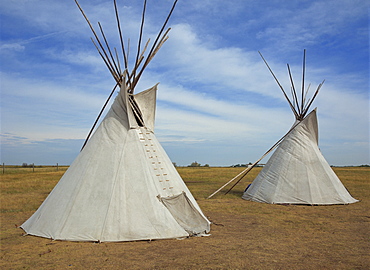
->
left=21, top=0, right=210, bottom=242
left=243, top=109, right=358, bottom=205
left=21, top=82, right=210, bottom=242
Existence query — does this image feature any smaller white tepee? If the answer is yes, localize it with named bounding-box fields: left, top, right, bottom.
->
left=243, top=108, right=358, bottom=204
left=243, top=51, right=358, bottom=205
left=208, top=50, right=358, bottom=205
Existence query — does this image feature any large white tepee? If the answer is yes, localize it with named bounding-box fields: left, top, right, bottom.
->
left=21, top=0, right=210, bottom=242
left=243, top=51, right=358, bottom=205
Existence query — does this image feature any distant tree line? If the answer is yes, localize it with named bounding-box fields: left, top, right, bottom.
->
left=187, top=161, right=209, bottom=167
left=231, top=163, right=251, bottom=167
left=177, top=161, right=264, bottom=168
left=230, top=163, right=263, bottom=168
left=22, top=163, right=35, bottom=168
left=331, top=164, right=370, bottom=167
left=170, top=162, right=370, bottom=168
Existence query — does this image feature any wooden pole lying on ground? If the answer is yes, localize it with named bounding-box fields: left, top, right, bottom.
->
left=207, top=121, right=301, bottom=199
left=207, top=166, right=253, bottom=199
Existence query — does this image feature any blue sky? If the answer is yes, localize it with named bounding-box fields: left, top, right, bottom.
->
left=1, top=0, right=369, bottom=166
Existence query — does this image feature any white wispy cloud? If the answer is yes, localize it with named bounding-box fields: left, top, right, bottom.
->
left=255, top=0, right=368, bottom=51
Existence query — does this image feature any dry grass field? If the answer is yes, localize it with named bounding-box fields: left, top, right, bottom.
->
left=1, top=166, right=369, bottom=269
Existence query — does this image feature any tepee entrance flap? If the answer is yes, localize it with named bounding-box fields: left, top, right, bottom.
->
left=158, top=192, right=210, bottom=236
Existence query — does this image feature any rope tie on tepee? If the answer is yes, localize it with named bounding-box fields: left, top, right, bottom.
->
left=207, top=50, right=325, bottom=198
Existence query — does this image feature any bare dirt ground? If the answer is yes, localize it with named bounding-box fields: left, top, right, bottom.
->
left=1, top=166, right=369, bottom=269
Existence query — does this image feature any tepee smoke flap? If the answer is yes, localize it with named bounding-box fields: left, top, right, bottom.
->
left=21, top=0, right=210, bottom=242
